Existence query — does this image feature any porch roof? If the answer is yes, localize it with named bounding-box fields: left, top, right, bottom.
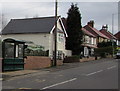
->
left=81, top=44, right=98, bottom=48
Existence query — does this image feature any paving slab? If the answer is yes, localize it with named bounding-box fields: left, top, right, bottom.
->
left=1, top=70, right=39, bottom=81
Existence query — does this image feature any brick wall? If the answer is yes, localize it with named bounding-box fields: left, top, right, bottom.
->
left=57, top=60, right=63, bottom=66
left=24, top=56, right=51, bottom=70
left=24, top=56, right=63, bottom=70
left=64, top=57, right=97, bottom=63
left=80, top=57, right=95, bottom=62
left=63, top=57, right=80, bottom=63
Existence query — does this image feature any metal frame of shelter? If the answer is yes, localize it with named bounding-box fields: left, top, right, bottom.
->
left=2, top=38, right=26, bottom=72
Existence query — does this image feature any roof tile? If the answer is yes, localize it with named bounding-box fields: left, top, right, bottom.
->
left=2, top=16, right=59, bottom=34
left=84, top=25, right=110, bottom=39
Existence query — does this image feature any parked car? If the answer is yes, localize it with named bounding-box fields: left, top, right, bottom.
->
left=116, top=50, right=120, bottom=59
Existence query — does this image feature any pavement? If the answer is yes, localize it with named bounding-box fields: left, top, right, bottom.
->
left=2, top=70, right=38, bottom=78
left=1, top=58, right=117, bottom=81
left=1, top=70, right=51, bottom=81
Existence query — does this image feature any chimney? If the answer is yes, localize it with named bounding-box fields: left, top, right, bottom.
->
left=87, top=20, right=94, bottom=28
left=102, top=24, right=108, bottom=31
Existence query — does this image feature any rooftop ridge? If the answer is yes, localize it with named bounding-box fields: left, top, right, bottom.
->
left=11, top=15, right=61, bottom=21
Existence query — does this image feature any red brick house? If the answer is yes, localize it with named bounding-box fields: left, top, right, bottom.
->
left=61, top=18, right=98, bottom=57
left=81, top=27, right=97, bottom=57
left=83, top=21, right=110, bottom=45
left=100, top=25, right=117, bottom=41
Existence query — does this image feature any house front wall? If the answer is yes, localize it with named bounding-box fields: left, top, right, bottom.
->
left=1, top=33, right=50, bottom=51
left=1, top=18, right=67, bottom=58
left=82, top=34, right=97, bottom=57
left=49, top=29, right=66, bottom=58
left=48, top=19, right=67, bottom=58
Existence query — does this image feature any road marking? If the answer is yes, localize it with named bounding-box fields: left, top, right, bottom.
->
left=107, top=65, right=116, bottom=70
left=19, top=88, right=32, bottom=89
left=35, top=79, right=46, bottom=83
left=86, top=70, right=103, bottom=76
left=42, top=78, right=77, bottom=90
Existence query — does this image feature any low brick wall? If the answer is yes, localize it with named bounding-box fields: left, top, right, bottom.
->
left=57, top=60, right=63, bottom=66
left=80, top=57, right=95, bottom=62
left=0, top=58, right=2, bottom=72
left=24, top=56, right=51, bottom=70
left=24, top=56, right=63, bottom=70
left=64, top=56, right=97, bottom=63
left=63, top=57, right=80, bottom=63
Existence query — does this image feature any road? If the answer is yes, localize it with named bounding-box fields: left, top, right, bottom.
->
left=2, top=58, right=119, bottom=90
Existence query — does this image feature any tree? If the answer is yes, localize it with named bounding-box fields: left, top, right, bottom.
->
left=66, top=3, right=83, bottom=55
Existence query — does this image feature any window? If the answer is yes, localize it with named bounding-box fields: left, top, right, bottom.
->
left=85, top=35, right=90, bottom=44
left=57, top=51, right=63, bottom=60
left=58, top=33, right=64, bottom=43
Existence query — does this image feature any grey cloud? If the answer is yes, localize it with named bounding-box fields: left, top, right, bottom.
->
left=58, top=2, right=118, bottom=33
left=1, top=2, right=119, bottom=34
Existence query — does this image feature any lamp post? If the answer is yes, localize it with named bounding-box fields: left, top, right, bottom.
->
left=112, top=12, right=120, bottom=57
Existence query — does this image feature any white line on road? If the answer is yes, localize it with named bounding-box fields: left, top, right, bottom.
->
left=42, top=78, right=77, bottom=90
left=86, top=70, right=103, bottom=76
left=107, top=65, right=116, bottom=70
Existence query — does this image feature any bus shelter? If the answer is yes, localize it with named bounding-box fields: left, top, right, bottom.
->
left=2, top=38, right=26, bottom=71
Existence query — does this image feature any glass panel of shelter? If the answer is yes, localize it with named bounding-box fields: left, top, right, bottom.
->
left=18, top=44, right=24, bottom=58
left=4, top=42, right=14, bottom=59
left=4, top=43, right=24, bottom=59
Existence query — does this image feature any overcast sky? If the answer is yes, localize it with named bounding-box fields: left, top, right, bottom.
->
left=0, top=0, right=119, bottom=34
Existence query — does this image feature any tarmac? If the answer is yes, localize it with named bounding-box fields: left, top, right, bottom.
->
left=1, top=62, right=81, bottom=81
left=1, top=62, right=85, bottom=81
left=0, top=58, right=116, bottom=81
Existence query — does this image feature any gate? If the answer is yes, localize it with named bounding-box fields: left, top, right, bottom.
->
left=2, top=38, right=26, bottom=71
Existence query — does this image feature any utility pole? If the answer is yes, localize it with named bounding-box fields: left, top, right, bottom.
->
left=112, top=13, right=114, bottom=57
left=54, top=0, right=57, bottom=66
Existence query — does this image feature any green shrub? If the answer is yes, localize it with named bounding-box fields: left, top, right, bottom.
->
left=95, top=46, right=114, bottom=58
left=25, top=45, right=49, bottom=56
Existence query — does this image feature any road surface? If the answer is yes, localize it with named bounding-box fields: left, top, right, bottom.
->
left=2, top=58, right=119, bottom=90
